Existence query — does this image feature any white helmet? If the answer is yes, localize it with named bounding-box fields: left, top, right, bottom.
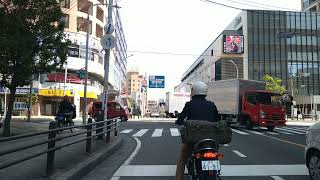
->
left=191, top=81, right=208, bottom=97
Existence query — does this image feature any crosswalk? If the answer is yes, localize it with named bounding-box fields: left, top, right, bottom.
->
left=120, top=126, right=309, bottom=138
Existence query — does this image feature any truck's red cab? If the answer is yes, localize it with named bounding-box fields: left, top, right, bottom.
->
left=88, top=101, right=129, bottom=121
left=241, top=90, right=286, bottom=130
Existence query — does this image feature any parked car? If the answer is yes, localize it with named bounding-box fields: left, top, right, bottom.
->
left=88, top=101, right=129, bottom=122
left=305, top=122, right=320, bottom=180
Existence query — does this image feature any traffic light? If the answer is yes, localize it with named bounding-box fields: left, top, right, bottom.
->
left=78, top=69, right=86, bottom=79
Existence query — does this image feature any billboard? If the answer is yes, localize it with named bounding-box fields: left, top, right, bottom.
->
left=149, top=76, right=165, bottom=88
left=223, top=35, right=244, bottom=54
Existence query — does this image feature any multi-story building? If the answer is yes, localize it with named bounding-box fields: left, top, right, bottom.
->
left=1, top=0, right=128, bottom=117
left=126, top=71, right=147, bottom=116
left=302, top=0, right=320, bottom=11
left=177, top=10, right=320, bottom=115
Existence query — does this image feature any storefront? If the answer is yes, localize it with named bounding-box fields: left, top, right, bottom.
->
left=38, top=89, right=75, bottom=116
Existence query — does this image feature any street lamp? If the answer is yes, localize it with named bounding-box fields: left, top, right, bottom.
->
left=228, top=60, right=239, bottom=79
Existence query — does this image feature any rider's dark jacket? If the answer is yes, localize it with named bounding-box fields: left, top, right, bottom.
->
left=175, top=95, right=219, bottom=125
left=58, top=100, right=74, bottom=114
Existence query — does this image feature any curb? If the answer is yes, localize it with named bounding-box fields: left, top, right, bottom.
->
left=52, top=136, right=123, bottom=180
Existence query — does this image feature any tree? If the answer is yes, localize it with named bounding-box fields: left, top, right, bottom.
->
left=263, top=75, right=286, bottom=94
left=0, top=0, right=70, bottom=136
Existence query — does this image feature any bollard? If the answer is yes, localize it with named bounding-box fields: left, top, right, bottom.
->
left=114, top=119, right=118, bottom=137
left=96, top=111, right=104, bottom=140
left=47, top=121, right=57, bottom=176
left=86, top=118, right=92, bottom=153
left=106, top=119, right=111, bottom=143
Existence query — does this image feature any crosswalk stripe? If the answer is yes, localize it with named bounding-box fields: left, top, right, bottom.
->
left=232, top=150, right=247, bottom=158
left=120, top=129, right=133, bottom=134
left=232, top=128, right=249, bottom=135
left=132, top=129, right=149, bottom=137
left=246, top=130, right=264, bottom=135
left=152, top=129, right=163, bottom=137
left=113, top=164, right=308, bottom=176
left=274, top=129, right=293, bottom=135
left=170, top=128, right=180, bottom=136
left=283, top=127, right=307, bottom=133
left=277, top=127, right=305, bottom=135
left=266, top=131, right=280, bottom=135
left=270, top=176, right=285, bottom=180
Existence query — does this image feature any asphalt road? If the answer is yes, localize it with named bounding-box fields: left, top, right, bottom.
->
left=82, top=119, right=311, bottom=180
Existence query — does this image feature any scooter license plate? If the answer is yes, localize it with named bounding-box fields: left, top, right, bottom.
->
left=201, top=160, right=221, bottom=171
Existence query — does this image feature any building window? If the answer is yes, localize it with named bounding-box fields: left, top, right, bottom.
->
left=78, top=0, right=93, bottom=15
left=211, top=49, right=214, bottom=56
left=96, top=7, right=104, bottom=22
left=60, top=0, right=70, bottom=8
left=77, top=17, right=92, bottom=34
left=96, top=24, right=103, bottom=38
left=61, top=14, right=69, bottom=28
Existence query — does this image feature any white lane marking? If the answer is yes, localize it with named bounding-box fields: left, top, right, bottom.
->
left=276, top=127, right=305, bottom=135
left=231, top=128, right=249, bottom=135
left=132, top=129, right=149, bottom=137
left=112, top=137, right=141, bottom=179
left=246, top=130, right=264, bottom=135
left=120, top=129, right=133, bottom=134
left=232, top=150, right=247, bottom=158
left=151, top=129, right=163, bottom=137
left=124, top=137, right=141, bottom=165
left=266, top=131, right=280, bottom=135
left=170, top=128, right=180, bottom=136
left=270, top=176, right=285, bottom=180
left=113, top=164, right=308, bottom=176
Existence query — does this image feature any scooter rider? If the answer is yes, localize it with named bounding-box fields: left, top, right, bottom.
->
left=58, top=95, right=75, bottom=124
left=175, top=81, right=219, bottom=180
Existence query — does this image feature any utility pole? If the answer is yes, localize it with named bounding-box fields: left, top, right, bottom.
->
left=64, top=65, right=68, bottom=96
left=27, top=75, right=33, bottom=122
left=82, top=10, right=91, bottom=125
left=103, top=0, right=114, bottom=122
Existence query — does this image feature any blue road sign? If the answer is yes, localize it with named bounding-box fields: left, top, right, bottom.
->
left=149, top=76, right=165, bottom=88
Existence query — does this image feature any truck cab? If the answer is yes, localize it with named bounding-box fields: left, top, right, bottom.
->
left=88, top=101, right=129, bottom=121
left=241, top=90, right=286, bottom=131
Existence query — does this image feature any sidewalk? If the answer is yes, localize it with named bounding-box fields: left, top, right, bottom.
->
left=0, top=119, right=122, bottom=180
left=286, top=117, right=319, bottom=126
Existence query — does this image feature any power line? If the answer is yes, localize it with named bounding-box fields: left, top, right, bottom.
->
left=201, top=0, right=304, bottom=13
left=200, top=0, right=243, bottom=10
left=238, top=0, right=300, bottom=11
left=219, top=0, right=275, bottom=10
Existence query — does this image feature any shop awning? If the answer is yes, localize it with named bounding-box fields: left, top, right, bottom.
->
left=39, top=89, right=74, bottom=97
left=78, top=91, right=98, bottom=99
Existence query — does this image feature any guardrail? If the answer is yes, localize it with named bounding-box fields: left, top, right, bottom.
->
left=0, top=117, right=120, bottom=175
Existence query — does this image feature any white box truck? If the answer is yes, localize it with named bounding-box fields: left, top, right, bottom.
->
left=165, top=92, right=190, bottom=118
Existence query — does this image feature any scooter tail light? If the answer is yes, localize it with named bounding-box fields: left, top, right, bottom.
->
left=202, top=152, right=224, bottom=159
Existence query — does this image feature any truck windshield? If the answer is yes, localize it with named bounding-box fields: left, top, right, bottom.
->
left=257, top=93, right=282, bottom=106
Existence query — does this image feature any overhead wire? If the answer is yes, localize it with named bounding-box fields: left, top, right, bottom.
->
left=237, top=0, right=300, bottom=11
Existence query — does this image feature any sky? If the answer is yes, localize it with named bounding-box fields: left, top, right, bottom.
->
left=117, top=0, right=301, bottom=101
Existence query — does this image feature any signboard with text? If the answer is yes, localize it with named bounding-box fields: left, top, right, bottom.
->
left=148, top=76, right=165, bottom=88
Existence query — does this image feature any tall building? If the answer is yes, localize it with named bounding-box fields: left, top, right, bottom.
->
left=302, top=0, right=320, bottom=11
left=2, top=0, right=128, bottom=117
left=177, top=10, right=320, bottom=115
left=126, top=71, right=147, bottom=116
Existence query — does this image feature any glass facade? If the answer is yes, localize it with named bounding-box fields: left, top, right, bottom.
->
left=247, top=10, right=320, bottom=95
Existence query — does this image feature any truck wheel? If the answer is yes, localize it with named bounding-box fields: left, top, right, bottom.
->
left=245, top=119, right=253, bottom=130
left=267, top=126, right=275, bottom=131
